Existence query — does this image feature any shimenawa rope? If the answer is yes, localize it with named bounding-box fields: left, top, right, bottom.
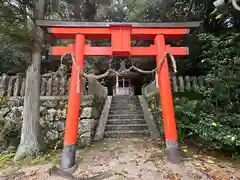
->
left=60, top=52, right=177, bottom=93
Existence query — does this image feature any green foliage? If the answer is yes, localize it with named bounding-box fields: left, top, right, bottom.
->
left=142, top=0, right=206, bottom=22
left=174, top=98, right=240, bottom=152
left=148, top=94, right=240, bottom=154
left=177, top=32, right=240, bottom=154
left=0, top=35, right=27, bottom=74
left=0, top=119, right=21, bottom=155
left=198, top=32, right=240, bottom=112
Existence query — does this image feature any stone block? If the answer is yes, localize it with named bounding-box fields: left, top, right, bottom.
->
left=80, top=107, right=100, bottom=119
left=41, top=100, right=59, bottom=108
left=39, top=117, right=46, bottom=128
left=46, top=130, right=59, bottom=141
left=55, top=109, right=65, bottom=121
left=55, top=120, right=65, bottom=132
left=9, top=98, right=23, bottom=107
left=81, top=95, right=97, bottom=107
left=45, top=108, right=57, bottom=121
left=40, top=106, right=48, bottom=116
left=78, top=119, right=98, bottom=136
left=59, top=100, right=67, bottom=109
left=11, top=107, right=22, bottom=123
left=78, top=119, right=98, bottom=147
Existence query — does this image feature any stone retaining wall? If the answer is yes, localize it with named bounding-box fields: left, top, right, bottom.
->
left=0, top=76, right=107, bottom=154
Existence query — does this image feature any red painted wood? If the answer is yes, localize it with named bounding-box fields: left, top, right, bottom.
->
left=111, top=27, right=131, bottom=56
left=155, top=34, right=178, bottom=141
left=85, top=45, right=112, bottom=56
left=50, top=44, right=74, bottom=55
left=50, top=45, right=188, bottom=57
left=49, top=27, right=189, bottom=40
left=63, top=34, right=85, bottom=145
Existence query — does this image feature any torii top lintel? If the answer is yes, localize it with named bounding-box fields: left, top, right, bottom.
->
left=37, top=20, right=200, bottom=40
left=36, top=20, right=200, bottom=57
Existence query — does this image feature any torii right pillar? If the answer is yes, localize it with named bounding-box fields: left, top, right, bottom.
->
left=155, top=34, right=180, bottom=164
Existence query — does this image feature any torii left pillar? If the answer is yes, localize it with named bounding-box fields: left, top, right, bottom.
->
left=61, top=34, right=85, bottom=172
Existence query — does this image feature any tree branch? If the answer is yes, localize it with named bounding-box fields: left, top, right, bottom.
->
left=4, top=0, right=22, bottom=15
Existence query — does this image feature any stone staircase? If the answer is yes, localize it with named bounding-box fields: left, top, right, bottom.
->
left=104, top=95, right=150, bottom=138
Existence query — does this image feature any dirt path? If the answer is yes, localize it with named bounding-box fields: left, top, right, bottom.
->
left=0, top=139, right=239, bottom=180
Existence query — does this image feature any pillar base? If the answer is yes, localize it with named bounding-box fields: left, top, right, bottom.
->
left=166, top=140, right=181, bottom=164
left=60, top=144, right=78, bottom=174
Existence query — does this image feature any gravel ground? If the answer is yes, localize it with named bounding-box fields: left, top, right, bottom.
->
left=0, top=138, right=239, bottom=180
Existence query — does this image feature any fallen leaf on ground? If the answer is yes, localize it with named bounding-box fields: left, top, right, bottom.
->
left=205, top=159, right=215, bottom=164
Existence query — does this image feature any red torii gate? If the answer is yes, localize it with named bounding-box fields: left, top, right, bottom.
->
left=37, top=20, right=200, bottom=173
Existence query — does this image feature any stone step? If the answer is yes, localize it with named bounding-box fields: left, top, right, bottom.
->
left=104, top=130, right=150, bottom=138
left=111, top=103, right=141, bottom=107
left=106, top=124, right=149, bottom=131
left=112, top=97, right=139, bottom=100
left=111, top=102, right=142, bottom=107
left=109, top=110, right=143, bottom=115
left=111, top=99, right=140, bottom=102
left=110, top=104, right=142, bottom=108
left=110, top=107, right=143, bottom=111
left=107, top=119, right=146, bottom=125
left=112, top=96, right=138, bottom=99
left=111, top=101, right=139, bottom=103
left=108, top=114, right=144, bottom=119
left=111, top=103, right=141, bottom=106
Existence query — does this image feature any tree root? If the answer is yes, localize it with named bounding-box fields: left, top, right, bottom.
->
left=14, top=140, right=43, bottom=161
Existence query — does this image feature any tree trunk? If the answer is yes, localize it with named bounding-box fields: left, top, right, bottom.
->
left=14, top=0, right=45, bottom=161
left=14, top=48, right=43, bottom=160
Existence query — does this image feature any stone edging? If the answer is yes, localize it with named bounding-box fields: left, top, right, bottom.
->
left=138, top=95, right=160, bottom=140
left=94, top=96, right=112, bottom=141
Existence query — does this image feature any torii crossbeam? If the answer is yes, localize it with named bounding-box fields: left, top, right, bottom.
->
left=37, top=20, right=200, bottom=173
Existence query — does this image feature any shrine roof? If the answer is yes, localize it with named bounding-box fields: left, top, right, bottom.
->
left=36, top=20, right=201, bottom=28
